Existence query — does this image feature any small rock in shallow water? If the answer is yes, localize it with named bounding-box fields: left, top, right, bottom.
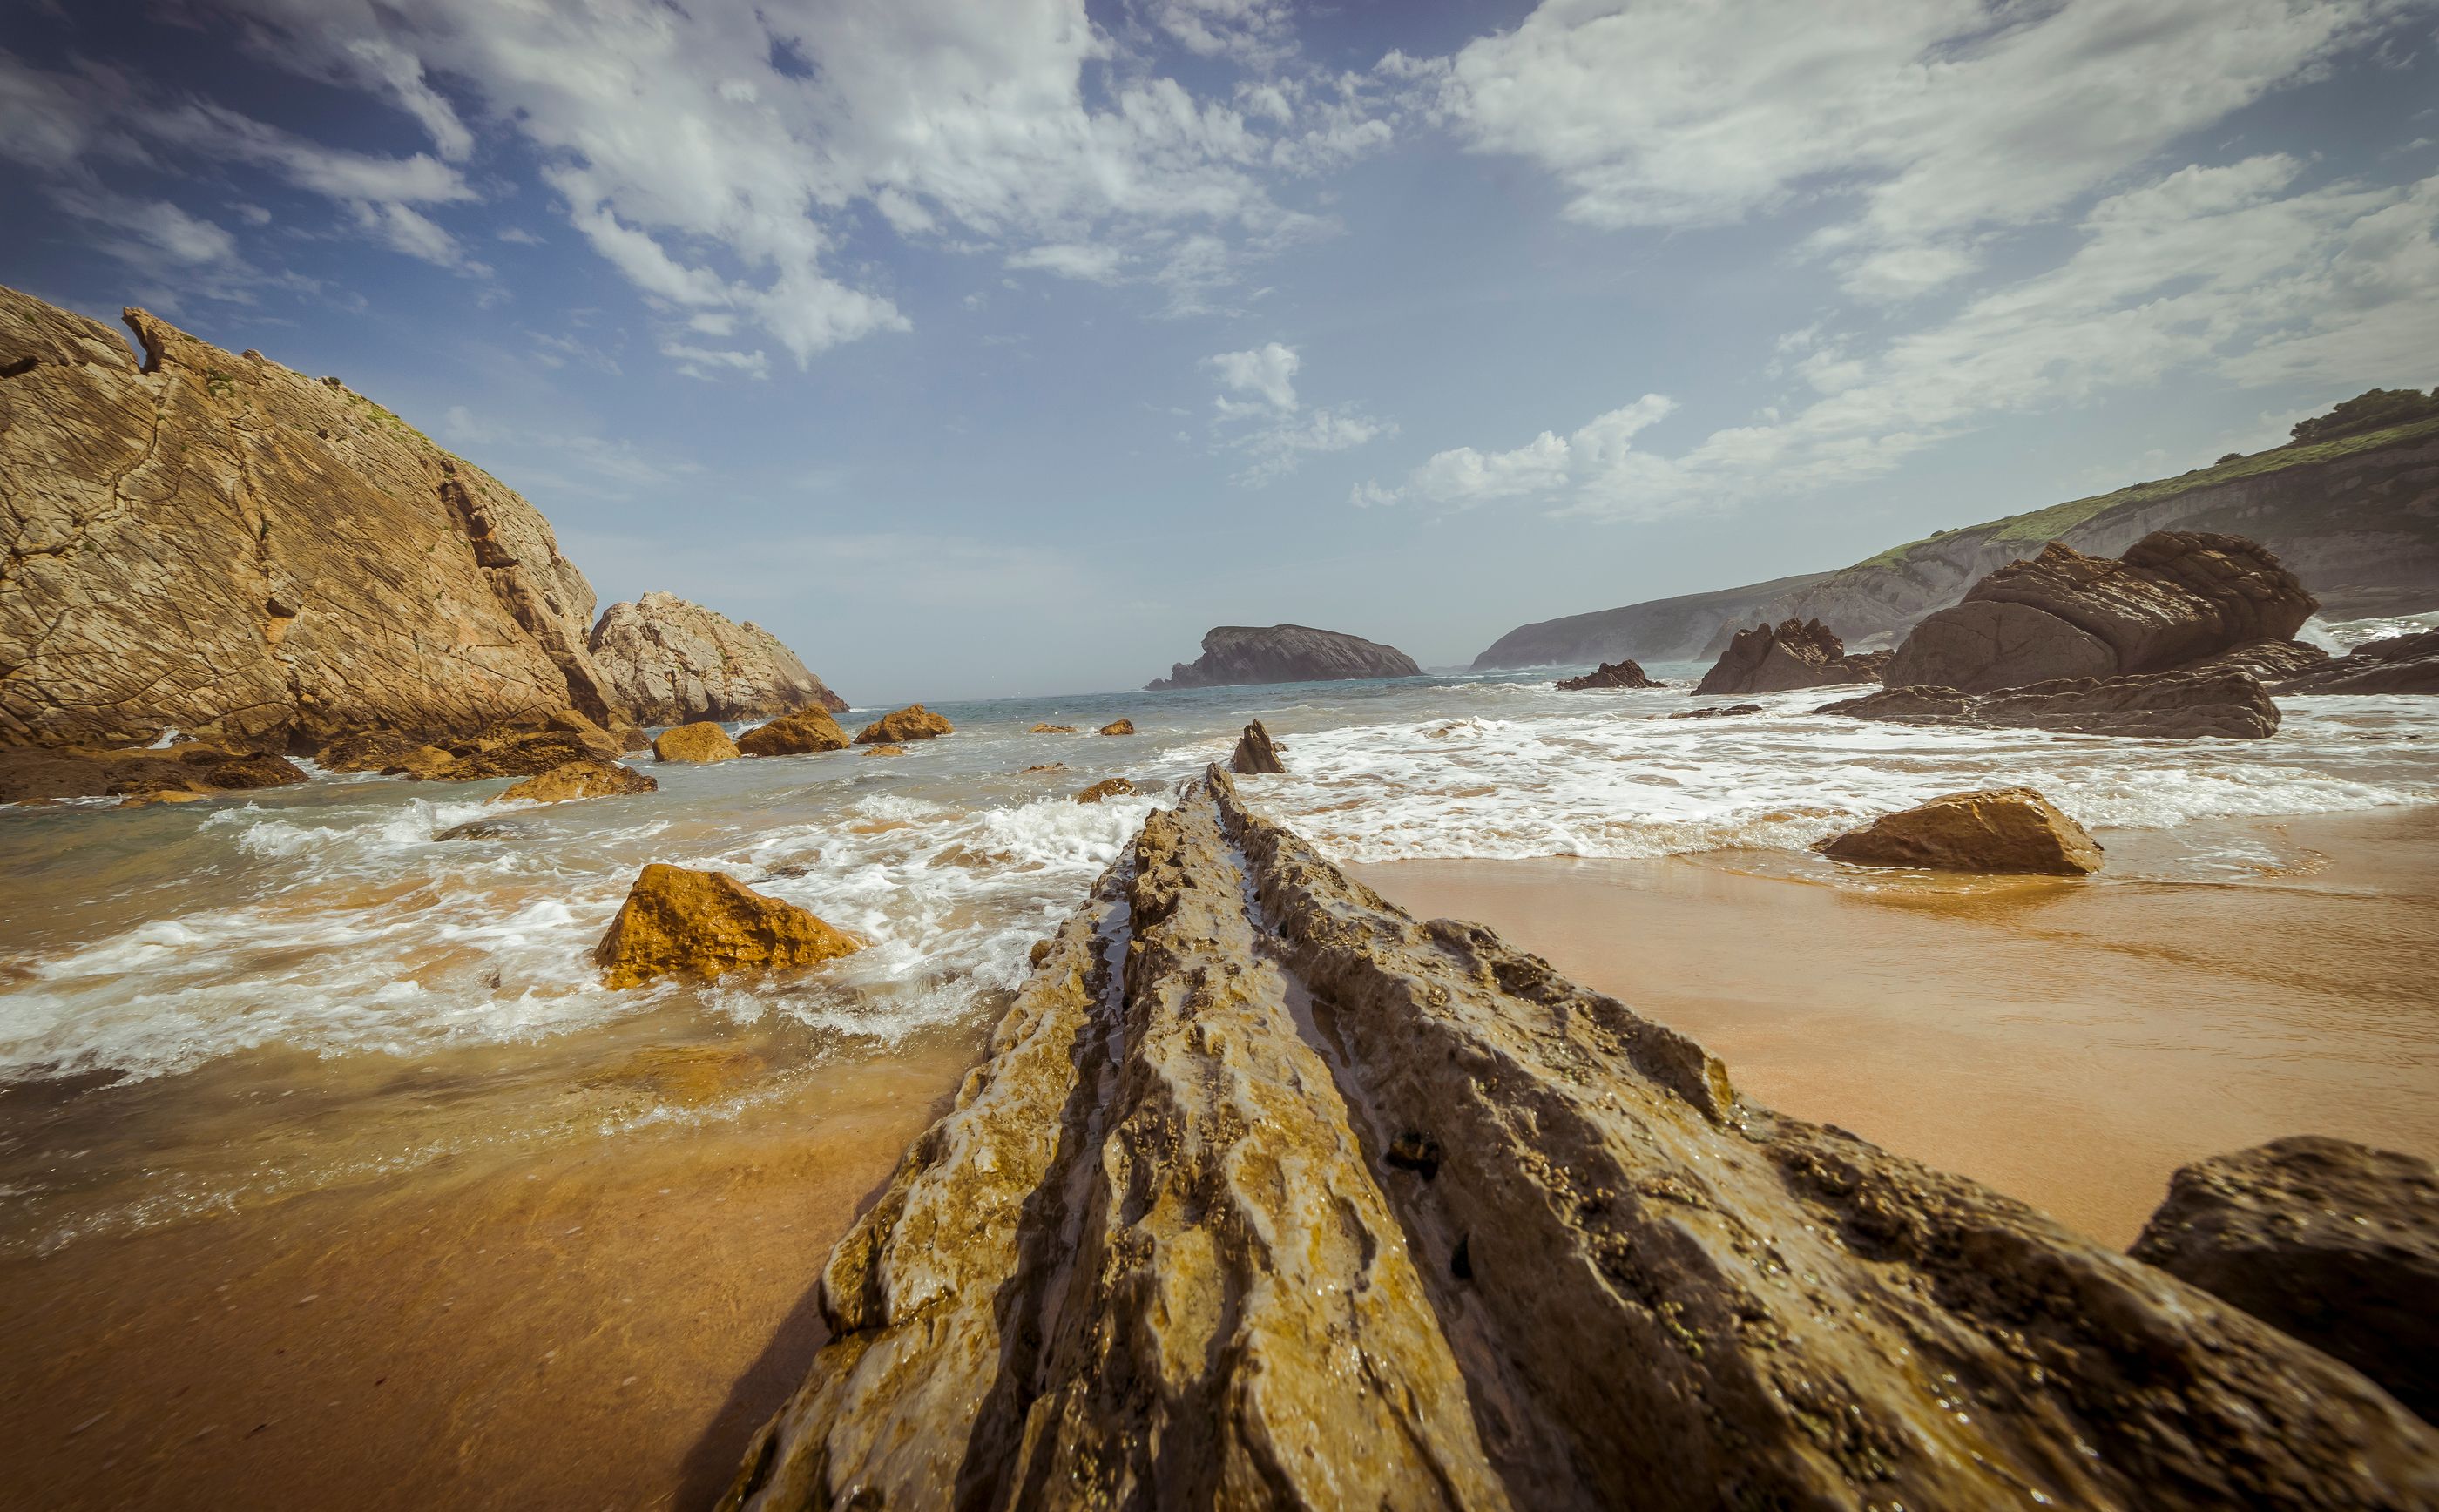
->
left=1816, top=786, right=2103, bottom=874
left=652, top=722, right=740, bottom=764
left=1230, top=719, right=1284, bottom=774
left=855, top=705, right=952, bottom=745
left=1098, top=719, right=1135, bottom=737
left=493, top=759, right=656, bottom=804
left=1075, top=777, right=1138, bottom=804
left=595, top=864, right=858, bottom=989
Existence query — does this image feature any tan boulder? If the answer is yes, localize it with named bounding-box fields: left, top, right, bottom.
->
left=1817, top=786, right=2103, bottom=874
left=595, top=864, right=859, bottom=989
left=861, top=744, right=905, bottom=758
left=1030, top=723, right=1078, bottom=734
left=493, top=759, right=657, bottom=805
left=855, top=705, right=952, bottom=745
left=1230, top=718, right=1285, bottom=774
left=736, top=708, right=849, bottom=758
left=652, top=722, right=740, bottom=764
left=1075, top=777, right=1138, bottom=804
left=1097, top=718, right=1135, bottom=736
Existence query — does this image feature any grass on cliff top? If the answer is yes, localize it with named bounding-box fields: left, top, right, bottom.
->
left=1848, top=412, right=2439, bottom=571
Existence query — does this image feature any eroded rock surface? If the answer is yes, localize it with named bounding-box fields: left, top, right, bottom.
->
left=2132, top=1137, right=2439, bottom=1425
left=1146, top=624, right=1420, bottom=690
left=1818, top=787, right=2104, bottom=874
left=588, top=591, right=844, bottom=726
left=595, top=864, right=858, bottom=989
left=2277, top=631, right=2439, bottom=694
left=735, top=707, right=848, bottom=758
left=1556, top=659, right=1660, bottom=691
left=1822, top=668, right=2282, bottom=739
left=1074, top=777, right=1137, bottom=804
left=1884, top=532, right=2316, bottom=692
left=652, top=722, right=740, bottom=764
left=0, top=286, right=623, bottom=749
left=726, top=773, right=2439, bottom=1512
left=1229, top=719, right=1283, bottom=774
left=492, top=759, right=655, bottom=805
left=0, top=739, right=307, bottom=804
left=318, top=716, right=627, bottom=781
left=1693, top=618, right=1888, bottom=695
left=855, top=705, right=952, bottom=745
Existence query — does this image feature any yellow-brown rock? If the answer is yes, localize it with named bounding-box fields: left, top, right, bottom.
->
left=860, top=743, right=905, bottom=758
left=736, top=708, right=848, bottom=757
left=1029, top=723, right=1078, bottom=734
left=493, top=759, right=657, bottom=805
left=652, top=722, right=740, bottom=764
left=1075, top=777, right=1137, bottom=804
left=1816, top=786, right=2104, bottom=874
left=855, top=705, right=951, bottom=745
left=1097, top=718, right=1135, bottom=736
left=595, top=864, right=858, bottom=989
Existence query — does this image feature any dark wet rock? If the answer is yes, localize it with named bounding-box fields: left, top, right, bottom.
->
left=2132, top=1137, right=2439, bottom=1424
left=2186, top=638, right=2331, bottom=682
left=1668, top=702, right=1764, bottom=720
left=1818, top=786, right=2104, bottom=874
left=1556, top=659, right=1661, bottom=691
left=320, top=715, right=626, bottom=781
left=435, top=819, right=524, bottom=842
left=722, top=771, right=2439, bottom=1512
left=1146, top=624, right=1420, bottom=691
left=1693, top=618, right=1888, bottom=695
left=0, top=739, right=310, bottom=804
left=1230, top=719, right=1284, bottom=774
left=2276, top=631, right=2439, bottom=694
left=1822, top=667, right=2282, bottom=739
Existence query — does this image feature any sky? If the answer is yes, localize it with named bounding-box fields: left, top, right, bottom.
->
left=3, top=0, right=2436, bottom=701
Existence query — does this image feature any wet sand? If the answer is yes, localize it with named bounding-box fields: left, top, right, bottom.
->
left=1354, top=804, right=2439, bottom=1247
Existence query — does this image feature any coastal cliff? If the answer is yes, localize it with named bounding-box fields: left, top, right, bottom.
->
left=726, top=772, right=2439, bottom=1510
left=1146, top=624, right=1420, bottom=690
left=0, top=285, right=623, bottom=748
left=590, top=591, right=845, bottom=726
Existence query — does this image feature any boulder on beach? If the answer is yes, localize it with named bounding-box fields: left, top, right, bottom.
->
left=1097, top=719, right=1135, bottom=736
left=493, top=759, right=656, bottom=805
left=1075, top=777, right=1138, bottom=804
left=1817, top=786, right=2104, bottom=874
left=2275, top=630, right=2439, bottom=695
left=1230, top=719, right=1284, bottom=774
left=855, top=705, right=952, bottom=745
left=721, top=771, right=2439, bottom=1512
left=1556, top=659, right=1661, bottom=691
left=1693, top=618, right=1888, bottom=695
left=736, top=708, right=849, bottom=758
left=595, top=863, right=859, bottom=989
left=1030, top=723, right=1078, bottom=734
left=1883, top=531, right=2317, bottom=692
left=652, top=721, right=740, bottom=764
left=1822, top=666, right=2282, bottom=739
left=1145, top=624, right=1421, bottom=691
left=2132, top=1137, right=2439, bottom=1424
left=588, top=591, right=845, bottom=726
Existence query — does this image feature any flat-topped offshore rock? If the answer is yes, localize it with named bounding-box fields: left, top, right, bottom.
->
left=588, top=591, right=845, bottom=726
left=1145, top=624, right=1420, bottom=690
left=723, top=772, right=2439, bottom=1511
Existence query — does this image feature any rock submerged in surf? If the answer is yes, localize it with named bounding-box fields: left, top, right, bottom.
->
left=1075, top=777, right=1138, bottom=804
left=736, top=707, right=849, bottom=757
left=595, top=864, right=859, bottom=989
left=855, top=705, right=953, bottom=745
left=1817, top=786, right=2103, bottom=874
left=652, top=722, right=741, bottom=764
left=492, top=759, right=657, bottom=804
left=1230, top=719, right=1284, bottom=774
left=1098, top=719, right=1135, bottom=736
left=1556, top=658, right=1662, bottom=691
left=722, top=770, right=2439, bottom=1511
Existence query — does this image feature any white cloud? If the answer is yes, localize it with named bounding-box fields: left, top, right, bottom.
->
left=1354, top=395, right=1673, bottom=510
left=1206, top=341, right=1300, bottom=409
left=1136, top=0, right=1298, bottom=65
left=1202, top=341, right=1390, bottom=482
left=1007, top=242, right=1126, bottom=282
left=1424, top=0, right=2422, bottom=298
left=659, top=341, right=773, bottom=381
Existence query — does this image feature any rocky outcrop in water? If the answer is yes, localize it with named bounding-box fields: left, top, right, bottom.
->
left=596, top=864, right=859, bottom=989
left=1818, top=787, right=2104, bottom=874
left=587, top=591, right=844, bottom=726
left=1821, top=667, right=2282, bottom=739
left=855, top=705, right=952, bottom=745
left=493, top=759, right=655, bottom=805
left=2277, top=631, right=2439, bottom=694
left=2132, top=1137, right=2439, bottom=1424
left=1693, top=618, right=1888, bottom=695
left=1075, top=777, right=1138, bottom=804
left=319, top=715, right=628, bottom=781
left=1097, top=719, right=1135, bottom=736
left=1555, top=659, right=1660, bottom=691
left=652, top=722, right=740, bottom=763
left=1229, top=719, right=1284, bottom=773
left=0, top=286, right=625, bottom=753
left=724, top=772, right=2439, bottom=1510
left=1146, top=624, right=1420, bottom=690
left=1882, top=532, right=2316, bottom=692
left=0, top=739, right=307, bottom=805
left=735, top=708, right=848, bottom=757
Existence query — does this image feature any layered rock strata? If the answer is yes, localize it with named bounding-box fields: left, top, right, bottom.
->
left=2276, top=631, right=2439, bottom=694
left=1229, top=719, right=1284, bottom=774
left=726, top=772, right=2439, bottom=1511
left=1817, top=787, right=2104, bottom=874
left=1883, top=532, right=2316, bottom=692
left=0, top=739, right=307, bottom=805
left=0, top=286, right=623, bottom=750
left=1146, top=624, right=1420, bottom=690
left=588, top=591, right=845, bottom=726
left=2132, top=1137, right=2439, bottom=1424
left=1693, top=618, right=1888, bottom=695
left=1821, top=668, right=2282, bottom=739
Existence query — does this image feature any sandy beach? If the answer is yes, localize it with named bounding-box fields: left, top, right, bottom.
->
left=1356, top=803, right=2439, bottom=1246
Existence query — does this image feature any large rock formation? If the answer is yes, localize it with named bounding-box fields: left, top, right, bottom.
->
left=1555, top=658, right=1660, bottom=690
left=725, top=773, right=2439, bottom=1510
left=318, top=715, right=628, bottom=781
left=0, top=286, right=624, bottom=752
left=1146, top=624, right=1421, bottom=690
left=1817, top=787, right=2104, bottom=874
left=1821, top=668, right=2283, bottom=739
left=2277, top=631, right=2439, bottom=694
left=0, top=739, right=307, bottom=805
left=1882, top=532, right=2316, bottom=692
left=587, top=591, right=844, bottom=726
left=855, top=705, right=952, bottom=745
left=1693, top=618, right=1888, bottom=695
left=595, top=864, right=859, bottom=989
left=2131, top=1137, right=2439, bottom=1425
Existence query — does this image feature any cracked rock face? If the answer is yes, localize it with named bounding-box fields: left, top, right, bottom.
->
left=0, top=286, right=623, bottom=749
left=587, top=591, right=845, bottom=726
left=725, top=771, right=2438, bottom=1512
left=1822, top=667, right=2283, bottom=739
left=1692, top=618, right=1888, bottom=695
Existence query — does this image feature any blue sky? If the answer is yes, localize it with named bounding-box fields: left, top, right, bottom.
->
left=4, top=0, right=2436, bottom=700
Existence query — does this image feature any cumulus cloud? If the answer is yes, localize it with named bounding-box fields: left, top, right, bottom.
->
left=1354, top=395, right=1674, bottom=510
left=1203, top=341, right=1391, bottom=482
left=1206, top=341, right=1300, bottom=409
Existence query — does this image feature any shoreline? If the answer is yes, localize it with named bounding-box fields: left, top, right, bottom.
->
left=1353, top=802, right=2439, bottom=1246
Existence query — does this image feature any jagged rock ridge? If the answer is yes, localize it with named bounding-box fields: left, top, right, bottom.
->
left=1694, top=617, right=1888, bottom=695
left=0, top=285, right=622, bottom=748
left=1146, top=624, right=1420, bottom=690
left=725, top=772, right=2438, bottom=1511
left=588, top=591, right=845, bottom=726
